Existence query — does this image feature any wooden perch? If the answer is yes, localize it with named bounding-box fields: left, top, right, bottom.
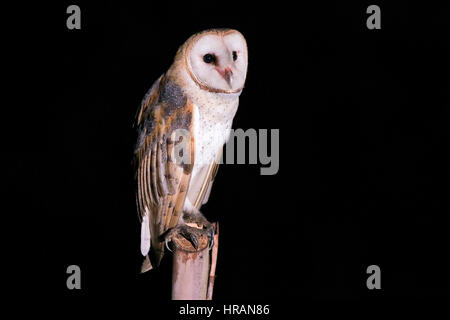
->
left=171, top=222, right=219, bottom=300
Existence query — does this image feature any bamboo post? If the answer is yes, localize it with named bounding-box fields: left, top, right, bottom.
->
left=171, top=222, right=219, bottom=300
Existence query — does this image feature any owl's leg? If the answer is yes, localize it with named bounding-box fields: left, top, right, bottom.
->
left=163, top=209, right=214, bottom=252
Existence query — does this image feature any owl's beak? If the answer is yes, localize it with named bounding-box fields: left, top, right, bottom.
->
left=216, top=67, right=233, bottom=87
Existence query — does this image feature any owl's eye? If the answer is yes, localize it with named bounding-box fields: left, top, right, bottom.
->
left=203, top=54, right=216, bottom=64
left=232, top=51, right=238, bottom=61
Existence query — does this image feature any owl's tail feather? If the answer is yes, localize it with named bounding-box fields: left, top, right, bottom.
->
left=141, top=255, right=153, bottom=273
left=141, top=247, right=164, bottom=273
left=140, top=214, right=153, bottom=273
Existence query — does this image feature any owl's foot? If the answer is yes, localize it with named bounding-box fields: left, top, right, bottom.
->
left=183, top=211, right=215, bottom=249
left=163, top=212, right=214, bottom=252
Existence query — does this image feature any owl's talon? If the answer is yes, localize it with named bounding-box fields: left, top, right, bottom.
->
left=165, top=237, right=173, bottom=252
left=188, top=233, right=199, bottom=250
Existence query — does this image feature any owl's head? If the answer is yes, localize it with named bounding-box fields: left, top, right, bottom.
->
left=179, top=29, right=248, bottom=94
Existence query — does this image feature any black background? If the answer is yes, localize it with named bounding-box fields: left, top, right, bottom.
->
left=8, top=0, right=449, bottom=307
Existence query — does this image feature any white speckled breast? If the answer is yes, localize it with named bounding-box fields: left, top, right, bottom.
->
left=192, top=95, right=239, bottom=169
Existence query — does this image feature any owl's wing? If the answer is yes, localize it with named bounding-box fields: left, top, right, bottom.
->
left=189, top=149, right=222, bottom=210
left=135, top=75, right=195, bottom=271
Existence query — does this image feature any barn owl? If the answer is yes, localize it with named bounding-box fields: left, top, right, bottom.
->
left=134, top=29, right=248, bottom=272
